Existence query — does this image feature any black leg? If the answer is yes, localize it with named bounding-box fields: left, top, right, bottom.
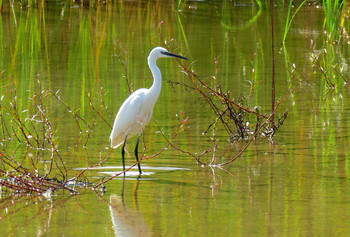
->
left=134, top=137, right=142, bottom=175
left=121, top=135, right=127, bottom=175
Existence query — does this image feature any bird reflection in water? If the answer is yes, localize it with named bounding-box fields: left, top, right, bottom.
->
left=109, top=179, right=150, bottom=237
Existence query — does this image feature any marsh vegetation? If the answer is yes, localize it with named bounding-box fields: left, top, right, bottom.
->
left=1, top=0, right=350, bottom=236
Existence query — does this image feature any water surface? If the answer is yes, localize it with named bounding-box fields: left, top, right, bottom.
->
left=1, top=1, right=350, bottom=236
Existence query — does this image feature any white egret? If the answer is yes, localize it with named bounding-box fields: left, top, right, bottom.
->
left=110, top=47, right=188, bottom=175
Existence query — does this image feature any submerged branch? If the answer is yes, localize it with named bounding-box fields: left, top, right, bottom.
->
left=0, top=153, right=78, bottom=195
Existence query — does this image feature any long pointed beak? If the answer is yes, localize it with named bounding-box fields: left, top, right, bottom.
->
left=161, top=51, right=188, bottom=60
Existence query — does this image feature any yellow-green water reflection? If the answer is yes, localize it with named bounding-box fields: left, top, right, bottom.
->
left=1, top=1, right=350, bottom=236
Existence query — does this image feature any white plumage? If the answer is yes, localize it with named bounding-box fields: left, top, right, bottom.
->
left=109, top=47, right=187, bottom=175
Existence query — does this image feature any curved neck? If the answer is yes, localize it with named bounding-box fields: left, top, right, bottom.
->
left=148, top=59, right=162, bottom=102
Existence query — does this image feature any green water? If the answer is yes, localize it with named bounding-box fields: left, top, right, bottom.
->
left=1, top=1, right=350, bottom=236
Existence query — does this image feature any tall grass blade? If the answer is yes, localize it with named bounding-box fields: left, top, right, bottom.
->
left=283, top=0, right=307, bottom=43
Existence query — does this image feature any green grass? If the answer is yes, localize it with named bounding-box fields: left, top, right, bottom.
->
left=283, top=0, right=308, bottom=43
left=323, top=0, right=345, bottom=42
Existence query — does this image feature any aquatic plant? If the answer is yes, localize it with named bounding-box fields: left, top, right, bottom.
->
left=189, top=65, right=286, bottom=135
left=283, top=0, right=308, bottom=43
left=0, top=79, right=84, bottom=195
left=0, top=153, right=78, bottom=195
left=308, top=0, right=349, bottom=89
left=323, top=0, right=345, bottom=42
left=171, top=58, right=288, bottom=166
left=282, top=0, right=349, bottom=90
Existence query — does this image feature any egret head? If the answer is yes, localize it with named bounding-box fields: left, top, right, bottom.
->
left=148, top=47, right=188, bottom=62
